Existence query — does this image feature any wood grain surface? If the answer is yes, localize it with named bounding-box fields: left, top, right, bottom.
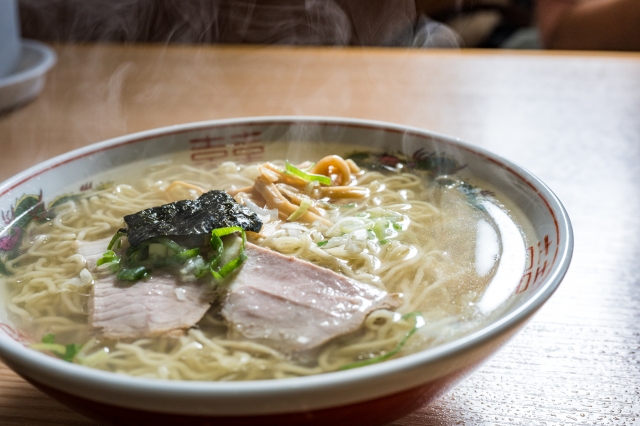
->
left=1, top=44, right=639, bottom=425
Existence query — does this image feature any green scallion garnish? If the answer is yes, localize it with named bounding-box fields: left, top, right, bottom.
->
left=200, top=227, right=247, bottom=282
left=107, top=232, right=124, bottom=250
left=31, top=334, right=82, bottom=363
left=339, top=312, right=423, bottom=370
left=117, top=266, right=149, bottom=281
left=42, top=333, right=55, bottom=344
left=152, top=236, right=186, bottom=254
left=212, top=251, right=247, bottom=281
left=287, top=197, right=312, bottom=222
left=96, top=250, right=121, bottom=272
left=97, top=250, right=119, bottom=266
left=150, top=247, right=200, bottom=269
left=372, top=219, right=390, bottom=241
left=103, top=227, right=248, bottom=284
left=285, top=160, right=331, bottom=186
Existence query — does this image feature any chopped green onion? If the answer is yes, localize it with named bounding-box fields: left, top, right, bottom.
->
left=148, top=243, right=168, bottom=258
left=287, top=198, right=312, bottom=222
left=125, top=240, right=148, bottom=258
left=97, top=250, right=121, bottom=272
left=181, top=255, right=206, bottom=278
left=339, top=312, right=423, bottom=370
left=121, top=236, right=193, bottom=272
left=31, top=334, right=82, bottom=362
left=42, top=333, right=55, bottom=344
left=105, top=227, right=249, bottom=283
left=97, top=250, right=120, bottom=266
left=195, top=262, right=213, bottom=279
left=200, top=227, right=248, bottom=282
left=117, top=266, right=149, bottom=281
left=212, top=226, right=245, bottom=238
left=62, top=344, right=83, bottom=362
left=152, top=236, right=185, bottom=254
left=174, top=247, right=200, bottom=262
left=212, top=252, right=247, bottom=281
left=285, top=160, right=331, bottom=186
left=317, top=240, right=329, bottom=247
left=125, top=237, right=185, bottom=259
left=151, top=247, right=200, bottom=269
left=339, top=218, right=370, bottom=234
left=107, top=232, right=124, bottom=250
left=207, top=227, right=244, bottom=271
left=373, top=219, right=390, bottom=240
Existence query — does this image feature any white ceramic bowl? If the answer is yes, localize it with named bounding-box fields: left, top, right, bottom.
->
left=0, top=117, right=573, bottom=426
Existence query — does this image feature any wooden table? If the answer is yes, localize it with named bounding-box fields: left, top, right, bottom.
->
left=1, top=44, right=640, bottom=425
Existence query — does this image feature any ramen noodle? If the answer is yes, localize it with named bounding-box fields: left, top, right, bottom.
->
left=1, top=153, right=519, bottom=381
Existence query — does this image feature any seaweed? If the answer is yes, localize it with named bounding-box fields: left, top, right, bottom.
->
left=120, top=190, right=263, bottom=247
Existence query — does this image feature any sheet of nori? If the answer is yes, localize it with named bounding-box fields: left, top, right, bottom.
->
left=121, top=190, right=263, bottom=247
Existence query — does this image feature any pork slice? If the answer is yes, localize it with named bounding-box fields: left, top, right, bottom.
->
left=89, top=272, right=215, bottom=340
left=222, top=243, right=401, bottom=352
left=78, top=238, right=214, bottom=340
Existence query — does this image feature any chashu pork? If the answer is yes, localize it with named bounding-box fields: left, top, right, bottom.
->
left=78, top=238, right=215, bottom=340
left=78, top=238, right=400, bottom=347
left=222, top=242, right=401, bottom=352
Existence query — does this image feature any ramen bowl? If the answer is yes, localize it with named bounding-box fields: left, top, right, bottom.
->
left=0, top=117, right=572, bottom=426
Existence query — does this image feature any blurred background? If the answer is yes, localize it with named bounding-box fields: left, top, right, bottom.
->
left=14, top=0, right=640, bottom=51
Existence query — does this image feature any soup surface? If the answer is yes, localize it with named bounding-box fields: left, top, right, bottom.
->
left=1, top=148, right=526, bottom=380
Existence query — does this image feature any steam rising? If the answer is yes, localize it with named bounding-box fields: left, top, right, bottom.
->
left=413, top=16, right=462, bottom=48
left=19, top=0, right=460, bottom=48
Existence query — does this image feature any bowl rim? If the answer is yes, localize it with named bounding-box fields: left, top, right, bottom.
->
left=0, top=116, right=574, bottom=412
